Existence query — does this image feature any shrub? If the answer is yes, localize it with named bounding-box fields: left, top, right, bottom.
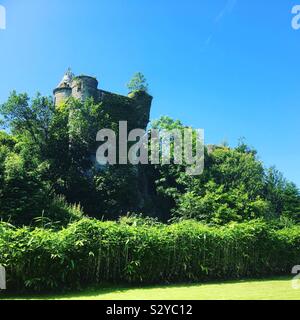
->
left=0, top=219, right=300, bottom=293
left=42, top=195, right=84, bottom=226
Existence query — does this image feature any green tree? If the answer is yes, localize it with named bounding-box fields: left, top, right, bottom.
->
left=264, top=167, right=300, bottom=221
left=0, top=91, right=54, bottom=146
left=127, top=72, right=149, bottom=93
left=176, top=181, right=269, bottom=224
left=149, top=117, right=275, bottom=224
left=1, top=90, right=300, bottom=227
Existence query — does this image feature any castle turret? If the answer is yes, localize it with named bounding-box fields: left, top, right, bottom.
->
left=71, top=75, right=98, bottom=102
left=53, top=69, right=74, bottom=106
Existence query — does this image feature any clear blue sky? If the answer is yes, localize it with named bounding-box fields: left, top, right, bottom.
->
left=0, top=0, right=299, bottom=186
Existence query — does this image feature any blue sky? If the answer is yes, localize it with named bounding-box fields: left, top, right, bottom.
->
left=0, top=0, right=300, bottom=186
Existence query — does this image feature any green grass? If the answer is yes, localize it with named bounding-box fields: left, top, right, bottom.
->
left=2, top=277, right=300, bottom=300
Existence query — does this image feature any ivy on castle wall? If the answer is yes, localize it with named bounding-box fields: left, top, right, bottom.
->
left=101, top=90, right=152, bottom=130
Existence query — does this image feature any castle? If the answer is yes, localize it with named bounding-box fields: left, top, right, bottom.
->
left=53, top=69, right=153, bottom=130
left=53, top=69, right=155, bottom=216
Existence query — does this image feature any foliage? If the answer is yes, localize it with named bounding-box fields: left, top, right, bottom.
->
left=0, top=91, right=299, bottom=226
left=175, top=182, right=269, bottom=224
left=37, top=195, right=84, bottom=227
left=127, top=72, right=149, bottom=93
left=150, top=117, right=300, bottom=224
left=0, top=219, right=300, bottom=292
left=0, top=92, right=54, bottom=147
left=0, top=132, right=83, bottom=226
left=264, top=167, right=300, bottom=221
left=0, top=139, right=49, bottom=225
left=93, top=166, right=141, bottom=219
left=119, top=213, right=162, bottom=227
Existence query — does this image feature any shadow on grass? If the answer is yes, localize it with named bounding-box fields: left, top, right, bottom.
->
left=0, top=275, right=291, bottom=300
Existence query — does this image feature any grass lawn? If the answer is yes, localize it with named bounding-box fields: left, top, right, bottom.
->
left=2, top=277, right=300, bottom=300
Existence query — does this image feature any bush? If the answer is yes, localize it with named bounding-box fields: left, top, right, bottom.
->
left=41, top=195, right=84, bottom=226
left=0, top=219, right=300, bottom=293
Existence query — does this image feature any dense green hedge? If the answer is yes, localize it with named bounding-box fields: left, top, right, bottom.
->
left=0, top=219, right=300, bottom=292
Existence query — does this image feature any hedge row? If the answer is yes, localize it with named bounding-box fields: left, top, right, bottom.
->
left=0, top=219, right=300, bottom=292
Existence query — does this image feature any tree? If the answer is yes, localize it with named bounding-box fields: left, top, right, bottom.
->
left=127, top=72, right=149, bottom=93
left=175, top=181, right=269, bottom=224
left=149, top=117, right=274, bottom=223
left=1, top=91, right=300, bottom=227
left=0, top=91, right=54, bottom=146
left=264, top=167, right=300, bottom=221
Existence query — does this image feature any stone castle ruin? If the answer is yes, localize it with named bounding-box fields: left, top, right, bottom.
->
left=53, top=69, right=153, bottom=131
left=53, top=69, right=156, bottom=217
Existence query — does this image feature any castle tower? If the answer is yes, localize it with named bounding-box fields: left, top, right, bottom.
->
left=53, top=71, right=153, bottom=131
left=53, top=69, right=74, bottom=106
left=71, top=75, right=99, bottom=102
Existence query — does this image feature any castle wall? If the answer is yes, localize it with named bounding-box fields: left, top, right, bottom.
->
left=53, top=87, right=72, bottom=106
left=71, top=76, right=98, bottom=102
left=100, top=90, right=152, bottom=130
left=54, top=73, right=153, bottom=130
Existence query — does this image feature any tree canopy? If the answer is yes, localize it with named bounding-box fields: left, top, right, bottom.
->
left=0, top=93, right=299, bottom=226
